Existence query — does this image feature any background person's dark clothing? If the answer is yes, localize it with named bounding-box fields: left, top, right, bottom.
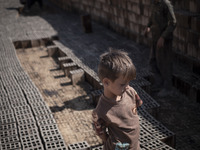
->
left=147, top=0, right=176, bottom=90
left=150, top=39, right=173, bottom=89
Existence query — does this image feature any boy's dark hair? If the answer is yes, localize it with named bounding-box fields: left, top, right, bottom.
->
left=98, top=49, right=136, bottom=82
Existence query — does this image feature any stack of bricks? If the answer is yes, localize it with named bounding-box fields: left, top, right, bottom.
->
left=173, top=1, right=200, bottom=59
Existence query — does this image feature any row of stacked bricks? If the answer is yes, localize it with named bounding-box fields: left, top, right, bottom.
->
left=0, top=38, right=67, bottom=150
left=170, top=0, right=200, bottom=103
left=172, top=0, right=200, bottom=59
left=50, top=40, right=103, bottom=90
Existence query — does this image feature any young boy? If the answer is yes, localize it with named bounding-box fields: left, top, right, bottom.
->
left=92, top=50, right=143, bottom=150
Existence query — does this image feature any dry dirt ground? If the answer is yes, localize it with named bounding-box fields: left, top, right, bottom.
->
left=16, top=46, right=102, bottom=147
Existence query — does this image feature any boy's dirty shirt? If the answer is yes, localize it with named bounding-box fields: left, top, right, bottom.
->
left=92, top=87, right=140, bottom=150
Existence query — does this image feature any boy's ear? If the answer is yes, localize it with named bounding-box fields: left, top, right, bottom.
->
left=102, top=78, right=110, bottom=86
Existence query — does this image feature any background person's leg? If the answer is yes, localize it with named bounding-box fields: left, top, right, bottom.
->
left=149, top=42, right=163, bottom=91
left=156, top=40, right=173, bottom=96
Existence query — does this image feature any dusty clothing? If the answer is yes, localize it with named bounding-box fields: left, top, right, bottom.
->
left=147, top=0, right=176, bottom=89
left=92, top=87, right=140, bottom=150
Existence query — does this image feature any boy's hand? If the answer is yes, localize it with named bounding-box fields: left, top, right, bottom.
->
left=135, top=94, right=143, bottom=107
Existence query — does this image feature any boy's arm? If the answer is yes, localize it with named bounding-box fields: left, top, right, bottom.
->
left=128, top=86, right=143, bottom=107
left=92, top=110, right=108, bottom=142
left=135, top=91, right=143, bottom=107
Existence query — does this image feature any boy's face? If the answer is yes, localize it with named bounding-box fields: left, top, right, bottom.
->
left=107, top=75, right=130, bottom=97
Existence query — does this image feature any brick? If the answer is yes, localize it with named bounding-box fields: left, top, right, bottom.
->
left=94, top=1, right=101, bottom=9
left=68, top=141, right=90, bottom=150
left=187, top=43, right=198, bottom=58
left=0, top=122, right=17, bottom=131
left=128, top=12, right=140, bottom=23
left=19, top=126, right=39, bottom=137
left=31, top=39, right=41, bottom=47
left=118, top=17, right=124, bottom=27
left=101, top=11, right=107, bottom=19
left=127, top=2, right=141, bottom=15
left=140, top=15, right=149, bottom=26
left=129, top=0, right=140, bottom=4
left=189, top=0, right=200, bottom=13
left=58, top=49, right=66, bottom=57
left=21, top=134, right=44, bottom=150
left=118, top=0, right=127, bottom=9
left=33, top=104, right=51, bottom=114
left=1, top=135, right=19, bottom=145
left=0, top=128, right=18, bottom=138
left=157, top=144, right=176, bottom=150
left=141, top=139, right=165, bottom=149
left=199, top=38, right=200, bottom=48
left=98, top=0, right=106, bottom=3
left=191, top=16, right=200, bottom=33
left=143, top=4, right=151, bottom=17
left=174, top=27, right=187, bottom=42
left=0, top=113, right=16, bottom=125
left=139, top=127, right=157, bottom=146
left=47, top=45, right=59, bottom=57
left=175, top=11, right=192, bottom=28
left=1, top=142, right=21, bottom=150
left=21, top=40, right=32, bottom=49
left=13, top=41, right=22, bottom=49
left=91, top=145, right=103, bottom=150
left=63, top=62, right=78, bottom=76
left=174, top=0, right=189, bottom=10
left=42, top=37, right=53, bottom=46
left=70, top=68, right=85, bottom=85
left=141, top=0, right=151, bottom=5
left=187, top=30, right=200, bottom=45
left=58, top=56, right=72, bottom=69
left=177, top=39, right=187, bottom=54
left=45, top=140, right=68, bottom=150
left=102, top=3, right=109, bottom=13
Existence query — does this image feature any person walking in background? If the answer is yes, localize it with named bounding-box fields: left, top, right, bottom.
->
left=92, top=49, right=143, bottom=149
left=144, top=0, right=177, bottom=97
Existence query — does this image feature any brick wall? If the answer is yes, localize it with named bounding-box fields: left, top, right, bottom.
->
left=50, top=0, right=200, bottom=60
